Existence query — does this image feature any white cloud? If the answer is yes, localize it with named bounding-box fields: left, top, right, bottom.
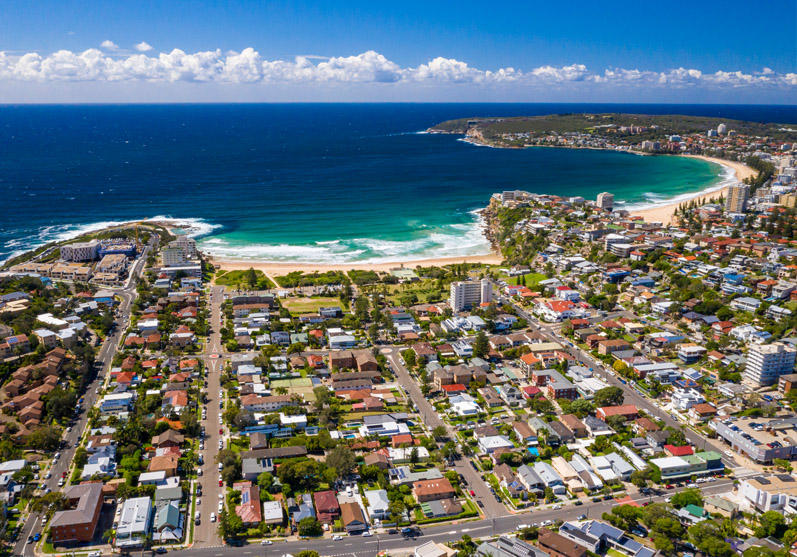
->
left=0, top=47, right=793, bottom=95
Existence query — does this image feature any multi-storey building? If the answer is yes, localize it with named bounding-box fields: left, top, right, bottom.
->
left=449, top=279, right=491, bottom=312
left=743, top=342, right=796, bottom=386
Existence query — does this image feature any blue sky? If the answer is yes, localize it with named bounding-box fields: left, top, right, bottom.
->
left=1, top=0, right=795, bottom=102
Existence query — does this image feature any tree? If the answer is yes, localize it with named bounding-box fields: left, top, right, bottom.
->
left=472, top=331, right=489, bottom=359
left=27, top=425, right=62, bottom=451
left=593, top=386, right=624, bottom=407
left=611, top=504, right=641, bottom=531
left=567, top=398, right=594, bottom=418
left=630, top=469, right=650, bottom=489
left=325, top=445, right=356, bottom=477
left=670, top=488, right=702, bottom=509
left=432, top=425, right=447, bottom=440
left=756, top=510, right=787, bottom=538
left=296, top=552, right=320, bottom=557
left=298, top=517, right=323, bottom=537
left=257, top=471, right=274, bottom=493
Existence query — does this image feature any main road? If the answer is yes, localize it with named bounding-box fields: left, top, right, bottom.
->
left=16, top=240, right=155, bottom=556
left=183, top=479, right=736, bottom=557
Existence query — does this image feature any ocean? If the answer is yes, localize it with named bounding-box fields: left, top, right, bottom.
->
left=1, top=103, right=795, bottom=264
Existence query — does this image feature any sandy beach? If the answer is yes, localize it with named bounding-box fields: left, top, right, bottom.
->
left=212, top=253, right=504, bottom=275
left=630, top=155, right=756, bottom=225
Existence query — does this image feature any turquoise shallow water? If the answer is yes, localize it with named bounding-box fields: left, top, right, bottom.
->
left=0, top=103, right=778, bottom=264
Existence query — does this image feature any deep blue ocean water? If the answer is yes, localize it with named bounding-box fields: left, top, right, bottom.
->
left=0, top=103, right=795, bottom=263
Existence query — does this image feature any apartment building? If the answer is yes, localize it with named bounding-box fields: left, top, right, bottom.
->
left=743, top=342, right=797, bottom=386
left=449, top=279, right=492, bottom=312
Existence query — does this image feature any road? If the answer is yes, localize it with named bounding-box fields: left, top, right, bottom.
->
left=182, top=479, right=736, bottom=557
left=15, top=241, right=154, bottom=556
left=192, top=285, right=225, bottom=548
left=383, top=350, right=506, bottom=519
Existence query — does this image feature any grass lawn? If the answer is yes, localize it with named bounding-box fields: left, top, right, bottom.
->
left=214, top=269, right=275, bottom=289
left=385, top=279, right=447, bottom=306
left=501, top=272, right=546, bottom=287
left=281, top=296, right=341, bottom=314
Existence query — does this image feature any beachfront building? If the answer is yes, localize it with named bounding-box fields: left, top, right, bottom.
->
left=449, top=279, right=492, bottom=312
left=596, top=192, right=614, bottom=212
left=726, top=183, right=750, bottom=213
left=60, top=240, right=100, bottom=262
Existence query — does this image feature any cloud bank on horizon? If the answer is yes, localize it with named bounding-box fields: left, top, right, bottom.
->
left=1, top=45, right=795, bottom=101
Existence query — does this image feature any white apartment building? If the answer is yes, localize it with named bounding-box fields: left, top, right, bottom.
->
left=161, top=247, right=188, bottom=267
left=449, top=279, right=491, bottom=312
left=596, top=192, right=614, bottom=211
left=60, top=240, right=99, bottom=262
left=740, top=475, right=797, bottom=515
left=744, top=342, right=797, bottom=386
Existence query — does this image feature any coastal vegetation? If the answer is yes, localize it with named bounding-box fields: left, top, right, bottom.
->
left=430, top=113, right=797, bottom=144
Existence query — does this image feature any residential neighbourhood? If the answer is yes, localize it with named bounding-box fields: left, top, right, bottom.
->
left=0, top=144, right=796, bottom=557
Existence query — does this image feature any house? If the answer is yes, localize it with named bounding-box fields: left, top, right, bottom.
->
left=262, top=500, right=284, bottom=525
left=689, top=403, right=718, bottom=422
left=364, top=489, right=390, bottom=521
left=313, top=490, right=341, bottom=524
left=537, top=528, right=587, bottom=557
left=115, top=497, right=153, bottom=548
left=340, top=501, right=368, bottom=533
left=476, top=536, right=549, bottom=557
left=288, top=493, right=316, bottom=525
left=533, top=462, right=566, bottom=494
left=596, top=405, right=638, bottom=421
left=233, top=481, right=262, bottom=525
left=241, top=446, right=308, bottom=480
left=148, top=454, right=179, bottom=477
left=478, top=435, right=515, bottom=454
left=516, top=464, right=544, bottom=493
left=558, top=520, right=655, bottom=557
left=560, top=415, right=587, bottom=438
left=513, top=421, right=536, bottom=445
left=413, top=478, right=456, bottom=502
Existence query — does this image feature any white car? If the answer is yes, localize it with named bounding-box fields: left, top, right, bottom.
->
left=57, top=478, right=64, bottom=487
left=362, top=531, right=372, bottom=537
left=210, top=512, right=216, bottom=522
left=218, top=501, right=224, bottom=512
left=518, top=524, right=529, bottom=530
left=332, top=535, right=343, bottom=541
left=261, top=540, right=273, bottom=545
left=197, top=468, right=202, bottom=476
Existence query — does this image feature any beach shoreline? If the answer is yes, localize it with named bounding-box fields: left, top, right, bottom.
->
left=628, top=154, right=755, bottom=225
left=211, top=253, right=504, bottom=275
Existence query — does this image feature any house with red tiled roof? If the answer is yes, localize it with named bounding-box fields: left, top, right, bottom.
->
left=664, top=444, right=694, bottom=457
left=115, top=372, right=136, bottom=387
left=596, top=405, right=638, bottom=421
left=313, top=490, right=340, bottom=524
left=124, top=336, right=146, bottom=348
left=146, top=332, right=162, bottom=347
left=441, top=384, right=466, bottom=394
left=162, top=390, right=189, bottom=412
left=391, top=434, right=417, bottom=448
left=121, top=356, right=137, bottom=371
left=233, top=481, right=262, bottom=525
